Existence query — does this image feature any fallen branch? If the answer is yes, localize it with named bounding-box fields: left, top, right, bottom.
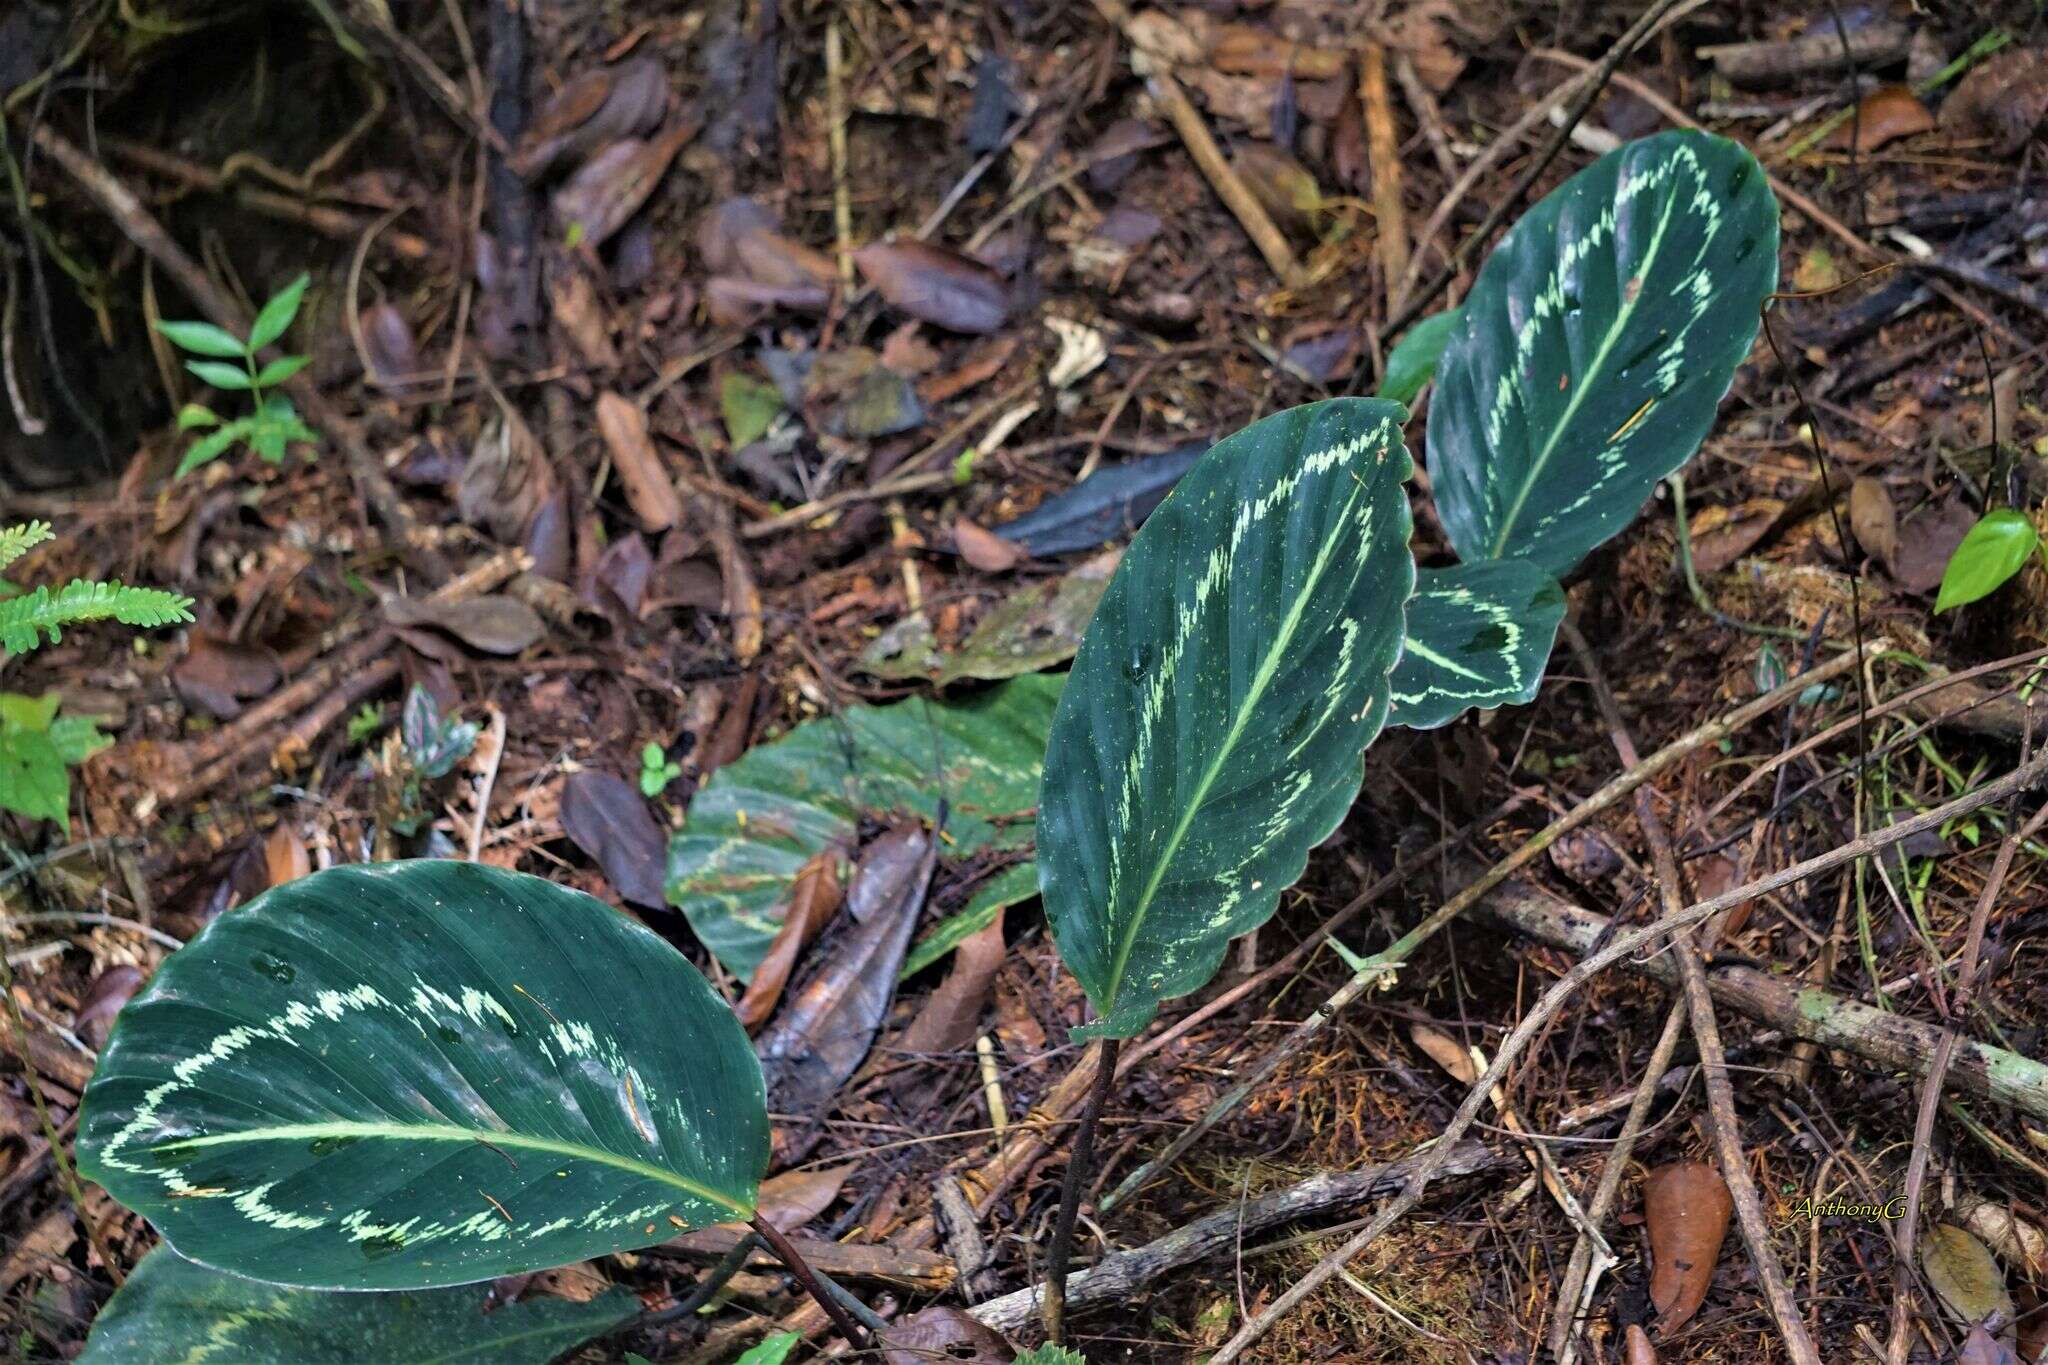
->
left=969, top=1141, right=1510, bottom=1333
left=1208, top=749, right=2048, bottom=1362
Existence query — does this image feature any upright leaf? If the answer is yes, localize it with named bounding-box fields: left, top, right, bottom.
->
left=81, top=1247, right=637, bottom=1364
left=248, top=274, right=311, bottom=351
left=1377, top=309, right=1459, bottom=407
left=1388, top=560, right=1565, bottom=730
left=1040, top=398, right=1414, bottom=1040
left=1428, top=131, right=1779, bottom=577
left=80, top=861, right=769, bottom=1290
left=1936, top=508, right=2039, bottom=612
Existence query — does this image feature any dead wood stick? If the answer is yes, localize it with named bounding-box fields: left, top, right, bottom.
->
left=662, top=1227, right=954, bottom=1289
left=1207, top=749, right=2048, bottom=1363
left=1388, top=52, right=1458, bottom=185
left=1102, top=638, right=1885, bottom=1202
left=1359, top=42, right=1407, bottom=314
left=1697, top=22, right=1909, bottom=86
left=1569, top=621, right=1822, bottom=1365
left=968, top=1140, right=1511, bottom=1333
left=1084, top=0, right=1302, bottom=287
left=22, top=122, right=447, bottom=583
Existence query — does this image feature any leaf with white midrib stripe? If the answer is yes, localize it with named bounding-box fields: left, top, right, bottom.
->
left=79, top=860, right=769, bottom=1291
left=1039, top=398, right=1414, bottom=1040
left=1388, top=560, right=1565, bottom=730
left=1428, top=130, right=1779, bottom=579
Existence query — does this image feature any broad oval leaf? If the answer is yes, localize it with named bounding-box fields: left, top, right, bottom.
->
left=1935, top=507, right=2039, bottom=613
left=1040, top=398, right=1415, bottom=1040
left=1388, top=559, right=1565, bottom=730
left=81, top=1246, right=637, bottom=1364
left=79, top=860, right=769, bottom=1291
left=1429, top=131, right=1779, bottom=577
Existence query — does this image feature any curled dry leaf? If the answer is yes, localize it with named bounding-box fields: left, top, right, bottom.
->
left=1945, top=47, right=2048, bottom=155
left=263, top=825, right=311, bottom=888
left=75, top=966, right=146, bottom=1052
left=704, top=277, right=831, bottom=326
left=383, top=594, right=546, bottom=655
left=1825, top=85, right=1936, bottom=151
left=854, top=241, right=1010, bottom=334
left=595, top=392, right=682, bottom=531
left=1849, top=477, right=1899, bottom=567
left=955, top=517, right=1025, bottom=574
left=1644, top=1160, right=1732, bottom=1336
left=1959, top=1324, right=2024, bottom=1365
left=1409, top=1022, right=1478, bottom=1084
left=1688, top=497, right=1783, bottom=574
left=552, top=122, right=696, bottom=249
left=892, top=906, right=1006, bottom=1063
left=550, top=271, right=620, bottom=371
left=558, top=768, right=668, bottom=909
left=514, top=54, right=669, bottom=178
left=359, top=303, right=420, bottom=388
left=882, top=1305, right=1016, bottom=1365
left=698, top=198, right=837, bottom=290
left=173, top=634, right=282, bottom=722
left=735, top=851, right=845, bottom=1033
left=749, top=1164, right=854, bottom=1235
left=1923, top=1223, right=2018, bottom=1334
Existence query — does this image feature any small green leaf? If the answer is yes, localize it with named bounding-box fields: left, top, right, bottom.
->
left=81, top=1246, right=637, bottom=1364
left=175, top=403, right=221, bottom=431
left=155, top=320, right=248, bottom=359
left=249, top=273, right=311, bottom=351
left=1377, top=309, right=1459, bottom=407
left=0, top=690, right=61, bottom=732
left=254, top=354, right=312, bottom=387
left=79, top=861, right=772, bottom=1290
left=735, top=1332, right=804, bottom=1365
left=0, top=725, right=70, bottom=827
left=48, top=714, right=112, bottom=766
left=720, top=373, right=784, bottom=449
left=176, top=421, right=251, bottom=478
left=1015, top=1348, right=1088, bottom=1365
left=1935, top=508, right=2039, bottom=612
left=185, top=360, right=255, bottom=392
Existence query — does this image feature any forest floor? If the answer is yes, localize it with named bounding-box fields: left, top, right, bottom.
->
left=6, top=0, right=2048, bottom=1361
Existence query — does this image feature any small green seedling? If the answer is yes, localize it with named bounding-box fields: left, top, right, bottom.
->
left=346, top=702, right=386, bottom=746
left=1936, top=507, right=2041, bottom=613
left=639, top=742, right=682, bottom=797
left=159, top=274, right=321, bottom=477
left=0, top=521, right=190, bottom=829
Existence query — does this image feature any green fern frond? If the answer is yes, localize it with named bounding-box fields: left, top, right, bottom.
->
left=0, top=522, right=55, bottom=575
left=0, top=579, right=196, bottom=654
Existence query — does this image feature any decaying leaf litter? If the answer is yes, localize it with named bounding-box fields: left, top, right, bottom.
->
left=6, top=2, right=2048, bottom=1361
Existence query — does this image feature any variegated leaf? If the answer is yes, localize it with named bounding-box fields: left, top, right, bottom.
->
left=1388, top=560, right=1565, bottom=730
left=80, top=1247, right=636, bottom=1363
left=1428, top=131, right=1779, bottom=577
left=1040, top=398, right=1414, bottom=1040
left=79, top=861, right=769, bottom=1291
left=665, top=675, right=1056, bottom=981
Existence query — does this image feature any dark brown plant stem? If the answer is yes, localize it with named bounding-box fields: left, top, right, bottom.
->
left=1042, top=1035, right=1121, bottom=1344
left=749, top=1213, right=872, bottom=1350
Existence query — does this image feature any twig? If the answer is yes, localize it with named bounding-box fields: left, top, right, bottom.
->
left=1568, top=620, right=1822, bottom=1365
left=1886, top=797, right=2048, bottom=1365
left=1207, top=748, right=2048, bottom=1363
left=1359, top=42, right=1407, bottom=314
left=633, top=1231, right=762, bottom=1331
left=825, top=23, right=855, bottom=288
left=1085, top=0, right=1302, bottom=287
left=749, top=1213, right=873, bottom=1350
left=1042, top=1036, right=1120, bottom=1343
left=1104, top=640, right=1883, bottom=1193
left=1388, top=52, right=1458, bottom=186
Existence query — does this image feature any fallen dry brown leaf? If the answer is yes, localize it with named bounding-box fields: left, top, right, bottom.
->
left=1644, top=1160, right=1732, bottom=1335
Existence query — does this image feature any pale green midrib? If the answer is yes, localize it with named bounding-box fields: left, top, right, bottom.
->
left=1401, top=637, right=1488, bottom=682
left=1101, top=469, right=1372, bottom=1014
left=155, top=1121, right=753, bottom=1216
left=1485, top=167, right=1684, bottom=559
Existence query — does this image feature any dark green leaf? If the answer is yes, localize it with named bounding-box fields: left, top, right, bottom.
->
left=1429, top=131, right=1779, bottom=577
left=186, top=360, right=256, bottom=392
left=156, top=321, right=248, bottom=359
left=1935, top=508, right=2039, bottom=612
left=80, top=1247, right=637, bottom=1364
left=1387, top=560, right=1565, bottom=730
left=254, top=354, right=312, bottom=388
left=902, top=861, right=1038, bottom=979
left=1040, top=398, right=1414, bottom=1040
left=249, top=274, right=310, bottom=351
left=79, top=861, right=770, bottom=1290
left=0, top=724, right=69, bottom=827
left=1377, top=309, right=1459, bottom=407
left=666, top=675, right=1058, bottom=981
